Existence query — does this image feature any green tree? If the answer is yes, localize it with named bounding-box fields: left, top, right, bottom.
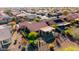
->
left=28, top=32, right=38, bottom=44
left=27, top=32, right=38, bottom=51
left=28, top=32, right=38, bottom=40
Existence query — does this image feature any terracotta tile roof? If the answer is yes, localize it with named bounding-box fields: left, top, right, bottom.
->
left=19, top=21, right=48, bottom=31
left=0, top=25, right=12, bottom=41
left=46, top=20, right=56, bottom=25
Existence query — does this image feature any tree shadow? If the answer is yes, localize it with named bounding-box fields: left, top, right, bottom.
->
left=27, top=44, right=38, bottom=51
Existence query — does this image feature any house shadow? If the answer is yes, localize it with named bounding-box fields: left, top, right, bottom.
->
left=41, top=33, right=55, bottom=43
left=27, top=44, right=38, bottom=51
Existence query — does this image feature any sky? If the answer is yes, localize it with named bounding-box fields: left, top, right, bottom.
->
left=0, top=0, right=52, bottom=7
left=0, top=0, right=78, bottom=7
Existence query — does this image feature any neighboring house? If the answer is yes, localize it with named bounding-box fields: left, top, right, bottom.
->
left=26, top=14, right=37, bottom=20
left=0, top=25, right=12, bottom=50
left=53, top=18, right=64, bottom=23
left=36, top=15, right=49, bottom=21
left=16, top=13, right=27, bottom=17
left=36, top=12, right=46, bottom=16
left=11, top=10, right=20, bottom=16
left=45, top=17, right=57, bottom=26
left=0, top=15, right=12, bottom=24
left=17, top=13, right=37, bottom=21
left=66, top=13, right=79, bottom=21
left=47, top=13, right=61, bottom=18
left=45, top=18, right=63, bottom=26
left=57, top=22, right=71, bottom=27
left=45, top=19, right=56, bottom=26
left=0, top=12, right=12, bottom=24
left=55, top=22, right=71, bottom=34
left=59, top=15, right=67, bottom=21
left=16, top=13, right=28, bottom=21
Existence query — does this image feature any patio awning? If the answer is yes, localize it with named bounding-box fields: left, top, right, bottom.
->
left=40, top=26, right=55, bottom=32
left=57, top=22, right=70, bottom=26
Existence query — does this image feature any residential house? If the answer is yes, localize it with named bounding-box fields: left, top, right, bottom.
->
left=55, top=22, right=71, bottom=34
left=18, top=21, right=48, bottom=33
left=45, top=17, right=57, bottom=26
left=0, top=25, right=12, bottom=50
left=45, top=18, right=64, bottom=26
left=18, top=21, right=56, bottom=43
left=0, top=15, right=12, bottom=24
left=17, top=13, right=37, bottom=21
left=66, top=13, right=79, bottom=21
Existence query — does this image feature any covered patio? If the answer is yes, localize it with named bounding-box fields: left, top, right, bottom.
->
left=40, top=26, right=55, bottom=43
